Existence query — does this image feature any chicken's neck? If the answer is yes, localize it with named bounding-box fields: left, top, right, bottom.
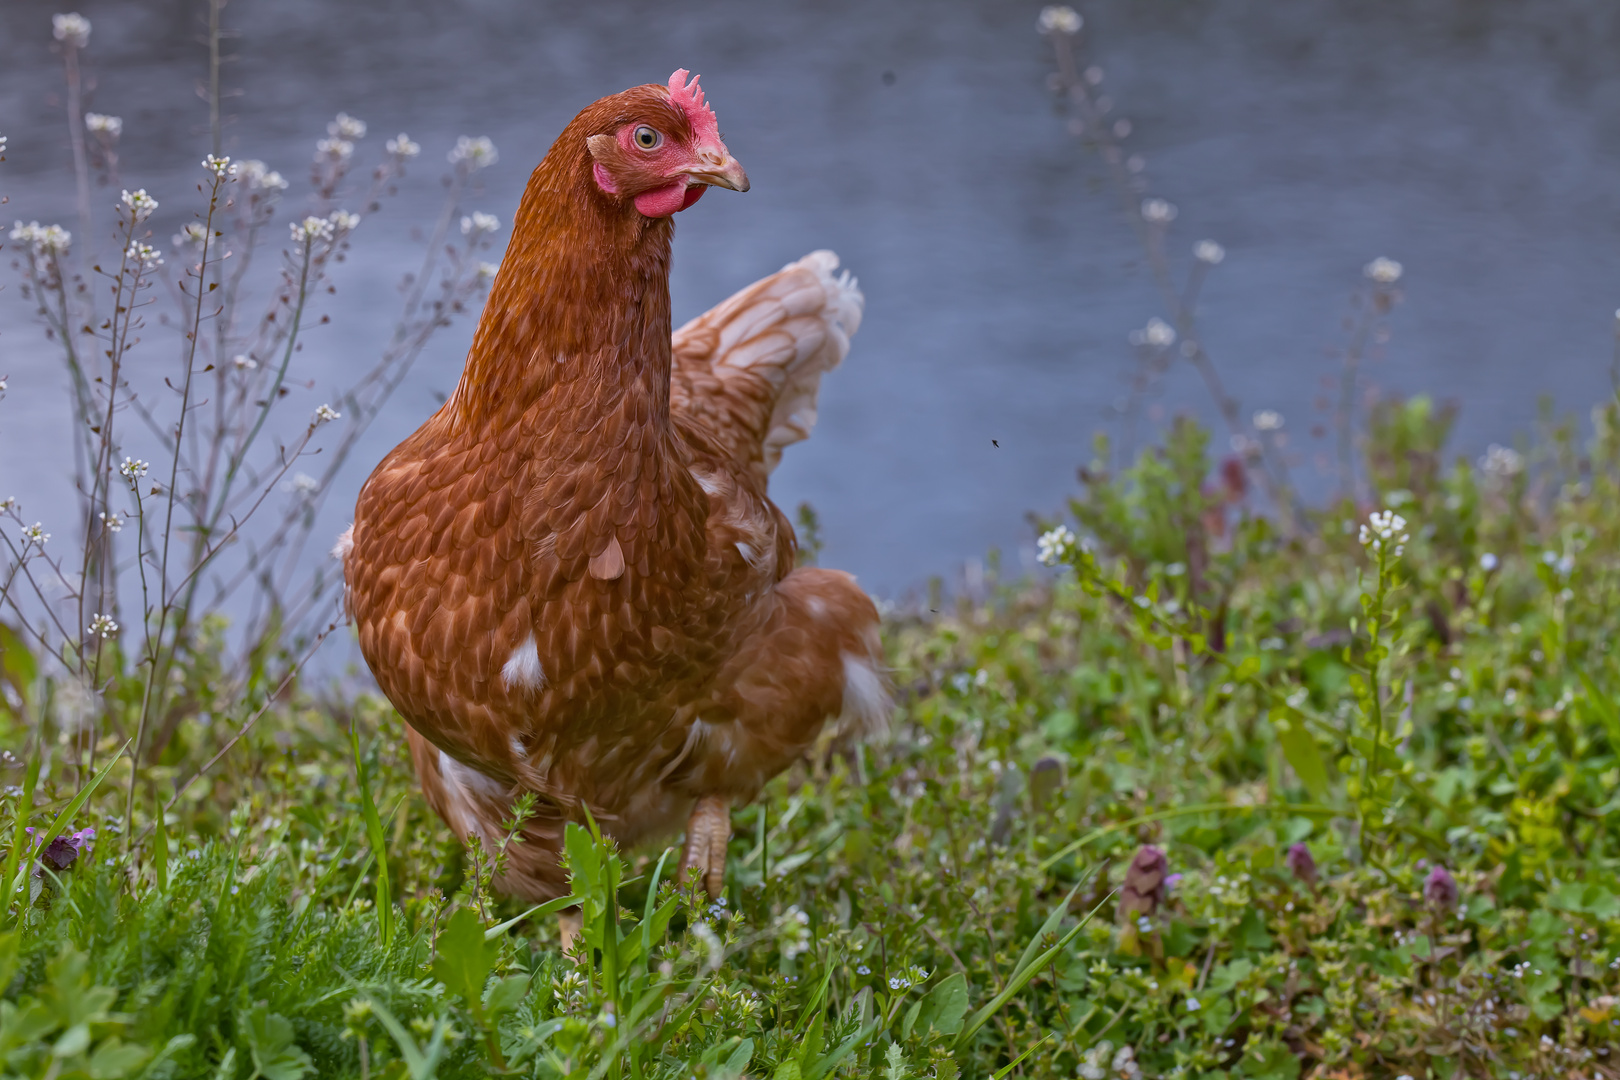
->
left=451, top=155, right=678, bottom=463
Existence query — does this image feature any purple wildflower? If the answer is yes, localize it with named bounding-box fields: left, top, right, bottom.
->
left=1423, top=865, right=1458, bottom=910
left=1119, top=844, right=1169, bottom=921
left=1286, top=842, right=1318, bottom=887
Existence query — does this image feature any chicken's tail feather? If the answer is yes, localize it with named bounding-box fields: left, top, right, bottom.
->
left=672, top=250, right=864, bottom=476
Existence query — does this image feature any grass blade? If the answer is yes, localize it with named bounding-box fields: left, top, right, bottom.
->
left=349, top=724, right=393, bottom=949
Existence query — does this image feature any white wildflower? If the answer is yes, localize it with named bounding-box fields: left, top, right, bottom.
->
left=1185, top=996, right=1201, bottom=1011
left=1130, top=316, right=1176, bottom=347
left=290, top=216, right=335, bottom=245
left=1194, top=239, right=1226, bottom=264
left=1078, top=1041, right=1113, bottom=1080
left=0, top=498, right=14, bottom=513
left=1140, top=198, right=1177, bottom=224
left=386, top=132, right=421, bottom=158
left=1111, top=1045, right=1142, bottom=1080
left=1036, top=524, right=1076, bottom=566
left=172, top=222, right=208, bottom=249
left=84, top=113, right=122, bottom=137
left=460, top=211, right=499, bottom=236
left=1358, top=509, right=1410, bottom=558
left=0, top=135, right=7, bottom=155
left=1479, top=443, right=1523, bottom=479
left=1253, top=409, right=1284, bottom=431
left=236, top=159, right=290, bottom=192
left=52, top=12, right=91, bottom=47
left=98, top=511, right=124, bottom=533
left=10, top=221, right=72, bottom=256
left=288, top=473, right=318, bottom=495
left=202, top=154, right=235, bottom=179
left=1479, top=552, right=1499, bottom=572
left=126, top=241, right=162, bottom=270
left=448, top=135, right=498, bottom=170
left=476, top=261, right=499, bottom=280
left=1364, top=256, right=1403, bottom=284
left=1037, top=5, right=1082, bottom=34
left=87, top=614, right=118, bottom=638
left=313, top=403, right=341, bottom=423
left=119, top=457, right=149, bottom=487
left=121, top=188, right=159, bottom=222
left=327, top=112, right=367, bottom=140
left=21, top=522, right=49, bottom=546
left=689, top=920, right=723, bottom=970
left=328, top=209, right=361, bottom=231
left=231, top=354, right=257, bottom=370
left=315, top=137, right=354, bottom=163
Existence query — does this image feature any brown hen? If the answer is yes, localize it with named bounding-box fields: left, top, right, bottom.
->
left=339, top=71, right=889, bottom=917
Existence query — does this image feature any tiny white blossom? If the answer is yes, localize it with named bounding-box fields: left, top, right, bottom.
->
left=11, top=221, right=72, bottom=256
left=1253, top=409, right=1284, bottom=432
left=1111, top=1046, right=1142, bottom=1080
left=460, top=211, right=499, bottom=236
left=231, top=354, right=258, bottom=370
left=1364, top=256, right=1403, bottom=284
left=313, top=403, right=341, bottom=423
left=315, top=137, right=354, bottom=163
left=203, top=154, right=235, bottom=178
left=1036, top=524, right=1076, bottom=567
left=52, top=12, right=91, bottom=47
left=121, top=188, right=159, bottom=222
left=119, top=457, right=150, bottom=487
left=126, top=241, right=162, bottom=270
left=84, top=112, right=122, bottom=137
left=689, top=920, right=723, bottom=969
left=0, top=135, right=7, bottom=156
left=172, top=222, right=208, bottom=249
left=327, top=112, right=367, bottom=140
left=1479, top=552, right=1499, bottom=572
left=290, top=216, right=335, bottom=245
left=328, top=209, right=361, bottom=231
left=476, top=261, right=499, bottom=280
left=1185, top=996, right=1201, bottom=1012
left=0, top=498, right=14, bottom=513
left=98, top=511, right=124, bottom=533
left=386, top=132, right=421, bottom=158
left=1130, top=317, right=1176, bottom=347
left=21, top=522, right=49, bottom=546
left=1194, top=239, right=1226, bottom=264
left=1140, top=198, right=1177, bottom=224
left=236, top=159, right=290, bottom=192
left=1037, top=5, right=1082, bottom=34
left=87, top=614, right=118, bottom=638
left=1358, top=509, right=1410, bottom=558
left=289, top=473, right=318, bottom=495
left=448, top=135, right=498, bottom=170
left=1479, top=443, right=1523, bottom=479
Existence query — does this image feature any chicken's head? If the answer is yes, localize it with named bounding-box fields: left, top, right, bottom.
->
left=587, top=69, right=749, bottom=218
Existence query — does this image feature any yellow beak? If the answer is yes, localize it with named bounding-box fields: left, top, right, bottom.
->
left=682, top=153, right=749, bottom=192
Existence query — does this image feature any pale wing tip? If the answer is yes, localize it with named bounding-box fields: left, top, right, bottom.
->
left=786, top=250, right=864, bottom=332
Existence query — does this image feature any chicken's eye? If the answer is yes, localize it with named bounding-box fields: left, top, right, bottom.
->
left=633, top=126, right=661, bottom=150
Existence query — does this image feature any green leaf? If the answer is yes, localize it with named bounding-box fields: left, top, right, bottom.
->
left=483, top=893, right=582, bottom=940
left=431, top=907, right=493, bottom=1015
left=914, top=972, right=969, bottom=1037
left=9, top=744, right=126, bottom=918
left=1272, top=711, right=1333, bottom=805
left=349, top=726, right=393, bottom=949
left=243, top=1004, right=312, bottom=1080
left=151, top=804, right=169, bottom=893
left=484, top=973, right=530, bottom=1019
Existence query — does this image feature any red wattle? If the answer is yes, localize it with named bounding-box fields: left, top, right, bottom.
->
left=633, top=181, right=691, bottom=218
left=681, top=184, right=707, bottom=210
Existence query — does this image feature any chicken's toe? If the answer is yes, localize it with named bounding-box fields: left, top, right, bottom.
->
left=558, top=907, right=583, bottom=955
left=680, top=794, right=731, bottom=899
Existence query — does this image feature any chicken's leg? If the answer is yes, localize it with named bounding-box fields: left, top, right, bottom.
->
left=680, top=795, right=731, bottom=899
left=558, top=907, right=583, bottom=955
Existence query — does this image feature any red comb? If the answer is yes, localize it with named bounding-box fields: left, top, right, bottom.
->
left=668, top=68, right=721, bottom=145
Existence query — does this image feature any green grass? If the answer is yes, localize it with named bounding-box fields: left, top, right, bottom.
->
left=3, top=397, right=1620, bottom=1078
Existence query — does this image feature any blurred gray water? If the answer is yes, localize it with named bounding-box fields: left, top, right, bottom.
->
left=3, top=0, right=1620, bottom=606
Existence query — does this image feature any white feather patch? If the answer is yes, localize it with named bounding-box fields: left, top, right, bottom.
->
left=501, top=633, right=546, bottom=691
left=439, top=750, right=507, bottom=799
left=837, top=652, right=892, bottom=740
left=331, top=524, right=354, bottom=561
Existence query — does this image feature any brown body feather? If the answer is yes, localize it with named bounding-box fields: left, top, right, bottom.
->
left=342, top=82, right=888, bottom=900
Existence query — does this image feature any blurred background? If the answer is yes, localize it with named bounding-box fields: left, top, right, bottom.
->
left=3, top=0, right=1619, bottom=605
